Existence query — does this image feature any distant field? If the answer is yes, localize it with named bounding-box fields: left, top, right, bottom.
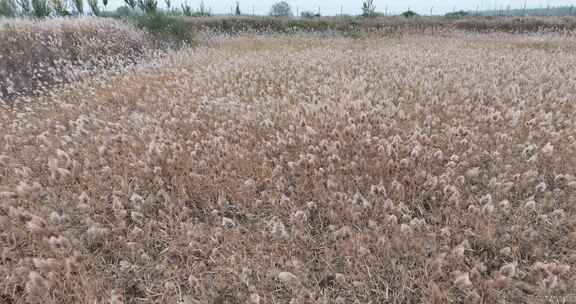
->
left=175, top=15, right=576, bottom=33
left=1, top=19, right=576, bottom=304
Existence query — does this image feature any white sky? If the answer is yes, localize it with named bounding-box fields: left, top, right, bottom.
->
left=106, top=0, right=576, bottom=15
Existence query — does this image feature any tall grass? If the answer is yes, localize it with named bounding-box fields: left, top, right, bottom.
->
left=1, top=32, right=576, bottom=303
left=0, top=17, right=147, bottom=101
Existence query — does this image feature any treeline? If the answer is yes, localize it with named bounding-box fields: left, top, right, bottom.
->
left=474, top=6, right=576, bottom=17
left=0, top=0, right=112, bottom=17
left=0, top=0, right=212, bottom=17
left=175, top=15, right=576, bottom=34
left=3, top=0, right=576, bottom=19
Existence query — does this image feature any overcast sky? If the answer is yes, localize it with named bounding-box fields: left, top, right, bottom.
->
left=107, top=0, right=575, bottom=15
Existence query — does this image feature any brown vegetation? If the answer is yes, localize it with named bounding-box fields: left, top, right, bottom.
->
left=1, top=23, right=576, bottom=304
left=0, top=17, right=147, bottom=101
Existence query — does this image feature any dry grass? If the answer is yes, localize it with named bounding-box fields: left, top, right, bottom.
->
left=1, top=31, right=576, bottom=304
left=0, top=17, right=148, bottom=101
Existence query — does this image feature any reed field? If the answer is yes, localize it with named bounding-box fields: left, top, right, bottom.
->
left=1, top=17, right=576, bottom=304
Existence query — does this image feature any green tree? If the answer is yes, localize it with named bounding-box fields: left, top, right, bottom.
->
left=234, top=1, right=240, bottom=15
left=52, top=0, right=71, bottom=15
left=362, top=0, right=375, bottom=17
left=181, top=2, right=191, bottom=16
left=102, top=0, right=108, bottom=9
left=197, top=0, right=208, bottom=16
left=400, top=10, right=418, bottom=17
left=300, top=10, right=319, bottom=18
left=138, top=0, right=157, bottom=14
left=87, top=0, right=100, bottom=15
left=189, top=0, right=210, bottom=16
left=31, top=0, right=50, bottom=17
left=0, top=0, right=17, bottom=16
left=17, top=0, right=31, bottom=16
left=115, top=5, right=138, bottom=15
left=124, top=0, right=136, bottom=10
left=72, top=0, right=83, bottom=14
left=270, top=1, right=291, bottom=17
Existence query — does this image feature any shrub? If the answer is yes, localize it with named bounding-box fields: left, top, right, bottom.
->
left=400, top=10, right=419, bottom=18
left=270, top=1, right=292, bottom=17
left=300, top=11, right=320, bottom=18
left=138, top=0, right=157, bottom=15
left=113, top=5, right=139, bottom=16
left=445, top=10, right=469, bottom=19
left=134, top=14, right=195, bottom=47
left=190, top=10, right=210, bottom=17
left=0, top=0, right=17, bottom=17
left=163, top=15, right=576, bottom=35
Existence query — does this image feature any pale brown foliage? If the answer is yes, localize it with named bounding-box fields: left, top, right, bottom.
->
left=0, top=17, right=147, bottom=101
left=1, top=31, right=576, bottom=304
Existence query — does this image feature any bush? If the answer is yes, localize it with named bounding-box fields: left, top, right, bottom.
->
left=300, top=11, right=320, bottom=18
left=134, top=14, right=195, bottom=47
left=270, top=1, right=292, bottom=17
left=0, top=0, right=17, bottom=17
left=171, top=15, right=576, bottom=35
left=114, top=5, right=140, bottom=17
left=445, top=10, right=469, bottom=19
left=400, top=10, right=419, bottom=18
